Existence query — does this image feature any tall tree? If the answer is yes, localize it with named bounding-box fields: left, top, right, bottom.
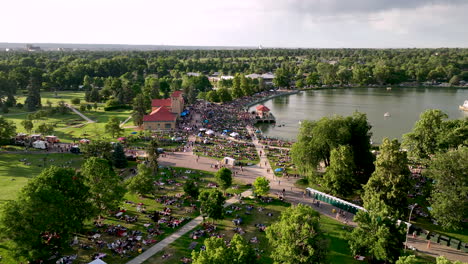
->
left=21, top=120, right=34, bottom=134
left=0, top=116, right=16, bottom=144
left=426, top=147, right=468, bottom=230
left=266, top=204, right=328, bottom=264
left=183, top=180, right=200, bottom=199
left=403, top=109, right=448, bottom=160
left=253, top=176, right=270, bottom=196
left=146, top=139, right=159, bottom=174
left=81, top=140, right=113, bottom=160
left=0, top=166, right=93, bottom=260
left=126, top=163, right=155, bottom=196
left=81, top=157, right=126, bottom=214
left=363, top=138, right=411, bottom=217
left=132, top=93, right=149, bottom=126
left=105, top=116, right=123, bottom=138
left=112, top=142, right=128, bottom=168
left=322, top=145, right=356, bottom=196
left=348, top=201, right=406, bottom=264
left=215, top=167, right=232, bottom=193
left=198, top=189, right=225, bottom=223
left=217, top=87, right=233, bottom=102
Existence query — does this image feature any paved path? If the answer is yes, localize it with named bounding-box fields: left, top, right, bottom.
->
left=66, top=104, right=95, bottom=123
left=406, top=236, right=468, bottom=262
left=127, top=190, right=253, bottom=264
left=120, top=115, right=133, bottom=128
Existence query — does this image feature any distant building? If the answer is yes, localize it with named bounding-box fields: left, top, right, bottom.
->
left=187, top=72, right=200, bottom=77
left=142, top=91, right=184, bottom=130
left=256, top=105, right=270, bottom=118
left=26, top=44, right=41, bottom=51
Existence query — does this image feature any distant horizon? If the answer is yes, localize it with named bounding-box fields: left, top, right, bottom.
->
left=1, top=42, right=467, bottom=50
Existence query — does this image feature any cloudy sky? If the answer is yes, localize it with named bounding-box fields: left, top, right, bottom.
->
left=1, top=0, right=467, bottom=48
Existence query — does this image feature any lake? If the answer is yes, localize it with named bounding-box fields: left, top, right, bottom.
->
left=250, top=88, right=468, bottom=144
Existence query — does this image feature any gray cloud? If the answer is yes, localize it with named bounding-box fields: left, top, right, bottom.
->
left=278, top=0, right=467, bottom=15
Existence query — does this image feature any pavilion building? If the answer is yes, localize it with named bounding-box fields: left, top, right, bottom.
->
left=142, top=91, right=184, bottom=130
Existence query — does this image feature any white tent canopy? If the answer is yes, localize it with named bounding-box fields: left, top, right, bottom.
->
left=205, top=130, right=215, bottom=135
left=88, top=259, right=107, bottom=264
left=229, top=132, right=239, bottom=137
left=223, top=157, right=236, bottom=166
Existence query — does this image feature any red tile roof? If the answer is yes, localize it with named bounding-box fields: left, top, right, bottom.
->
left=151, top=98, right=171, bottom=107
left=256, top=105, right=270, bottom=112
left=143, top=107, right=177, bottom=122
left=171, top=91, right=183, bottom=98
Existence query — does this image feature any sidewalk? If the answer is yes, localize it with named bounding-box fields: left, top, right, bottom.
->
left=126, top=190, right=253, bottom=264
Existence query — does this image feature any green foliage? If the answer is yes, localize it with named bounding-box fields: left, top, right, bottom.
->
left=396, top=255, right=418, bottom=264
left=146, top=139, right=159, bottom=175
left=0, top=116, right=16, bottom=144
left=37, top=123, right=54, bottom=135
left=132, top=93, right=149, bottom=126
left=183, top=180, right=200, bottom=199
left=266, top=204, right=328, bottom=264
left=206, top=90, right=220, bottom=102
left=103, top=104, right=132, bottom=111
left=105, top=116, right=123, bottom=138
left=21, top=119, right=33, bottom=133
left=426, top=147, right=468, bottom=230
left=363, top=138, right=411, bottom=217
left=403, top=109, right=449, bottom=160
left=322, top=145, right=356, bottom=196
left=215, top=167, right=232, bottom=191
left=112, top=142, right=128, bottom=168
left=253, top=176, right=270, bottom=196
left=198, top=189, right=225, bottom=222
left=0, top=166, right=93, bottom=260
left=291, top=112, right=374, bottom=184
left=217, top=87, right=233, bottom=102
left=348, top=205, right=406, bottom=264
left=436, top=256, right=463, bottom=264
left=80, top=157, right=126, bottom=213
left=274, top=65, right=293, bottom=88
left=126, top=163, right=155, bottom=195
left=81, top=140, right=113, bottom=160
left=192, top=234, right=257, bottom=264
left=70, top=97, right=80, bottom=105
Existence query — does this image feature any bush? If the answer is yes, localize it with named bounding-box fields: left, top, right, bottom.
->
left=16, top=103, right=23, bottom=109
left=70, top=97, right=81, bottom=105
left=104, top=105, right=132, bottom=111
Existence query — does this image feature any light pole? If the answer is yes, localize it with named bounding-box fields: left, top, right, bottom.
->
left=405, top=203, right=418, bottom=250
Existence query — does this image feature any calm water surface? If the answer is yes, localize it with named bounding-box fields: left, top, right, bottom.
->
left=250, top=88, right=468, bottom=144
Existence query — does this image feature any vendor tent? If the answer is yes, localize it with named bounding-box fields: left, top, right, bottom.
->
left=205, top=130, right=215, bottom=135
left=199, top=128, right=207, bottom=131
left=223, top=157, right=236, bottom=166
left=229, top=132, right=239, bottom=137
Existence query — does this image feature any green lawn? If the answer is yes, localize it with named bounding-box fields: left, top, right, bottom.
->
left=0, top=153, right=84, bottom=204
left=144, top=198, right=361, bottom=264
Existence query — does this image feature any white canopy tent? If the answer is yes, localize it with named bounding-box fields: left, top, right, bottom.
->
left=88, top=259, right=107, bottom=264
left=223, top=157, right=236, bottom=166
left=229, top=132, right=239, bottom=137
left=205, top=130, right=215, bottom=135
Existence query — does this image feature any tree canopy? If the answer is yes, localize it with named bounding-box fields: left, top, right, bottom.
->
left=253, top=176, right=270, bottom=196
left=0, top=166, right=93, bottom=260
left=199, top=189, right=225, bottom=222
left=80, top=157, right=126, bottom=213
left=191, top=234, right=257, bottom=264
left=126, top=163, right=155, bottom=196
left=215, top=167, right=232, bottom=191
left=363, top=138, right=411, bottom=217
left=265, top=204, right=328, bottom=264
left=0, top=116, right=16, bottom=144
left=425, top=146, right=468, bottom=230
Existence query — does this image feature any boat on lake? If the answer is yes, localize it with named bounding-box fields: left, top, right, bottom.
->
left=384, top=112, right=391, bottom=117
left=459, top=100, right=468, bottom=111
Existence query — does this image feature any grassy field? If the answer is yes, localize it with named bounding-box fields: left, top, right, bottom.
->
left=3, top=90, right=136, bottom=142
left=0, top=153, right=84, bottom=204
left=0, top=166, right=249, bottom=264
left=144, top=198, right=361, bottom=264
